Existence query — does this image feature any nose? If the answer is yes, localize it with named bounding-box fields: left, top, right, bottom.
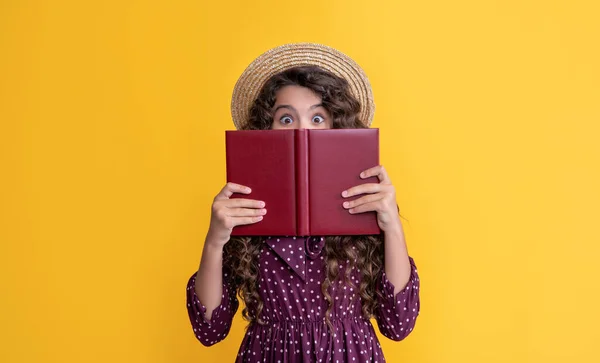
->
left=297, top=118, right=317, bottom=130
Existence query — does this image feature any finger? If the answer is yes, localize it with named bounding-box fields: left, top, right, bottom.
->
left=359, top=165, right=381, bottom=177
left=231, top=215, right=264, bottom=226
left=360, top=165, right=391, bottom=184
left=348, top=200, right=382, bottom=214
left=342, top=183, right=384, bottom=198
left=342, top=194, right=382, bottom=209
left=224, top=198, right=265, bottom=209
left=215, top=182, right=251, bottom=200
left=227, top=207, right=267, bottom=217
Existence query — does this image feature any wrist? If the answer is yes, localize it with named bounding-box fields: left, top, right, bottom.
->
left=382, top=219, right=404, bottom=237
left=205, top=229, right=229, bottom=249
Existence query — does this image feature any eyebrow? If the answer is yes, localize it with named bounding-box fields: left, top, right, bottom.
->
left=273, top=104, right=324, bottom=112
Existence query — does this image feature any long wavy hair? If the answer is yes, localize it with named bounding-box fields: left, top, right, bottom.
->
left=223, top=66, right=386, bottom=328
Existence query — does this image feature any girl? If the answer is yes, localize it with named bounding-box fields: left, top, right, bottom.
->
left=186, top=43, right=420, bottom=362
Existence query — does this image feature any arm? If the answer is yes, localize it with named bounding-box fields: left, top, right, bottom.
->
left=195, top=236, right=227, bottom=318
left=187, top=182, right=265, bottom=346
left=342, top=165, right=413, bottom=293
left=382, top=222, right=412, bottom=294
left=187, top=262, right=239, bottom=346
left=342, top=165, right=421, bottom=339
left=374, top=255, right=420, bottom=341
left=376, top=206, right=420, bottom=341
left=187, top=233, right=238, bottom=347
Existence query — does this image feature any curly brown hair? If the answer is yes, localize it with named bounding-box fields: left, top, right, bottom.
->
left=242, top=66, right=366, bottom=130
left=224, top=66, right=386, bottom=328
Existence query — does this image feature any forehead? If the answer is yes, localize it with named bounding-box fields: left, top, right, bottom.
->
left=274, top=86, right=322, bottom=105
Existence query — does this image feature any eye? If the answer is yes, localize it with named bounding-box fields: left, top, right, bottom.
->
left=279, top=115, right=293, bottom=125
left=312, top=115, right=325, bottom=124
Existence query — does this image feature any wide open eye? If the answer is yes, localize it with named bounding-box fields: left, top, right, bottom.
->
left=279, top=115, right=294, bottom=125
left=312, top=115, right=325, bottom=124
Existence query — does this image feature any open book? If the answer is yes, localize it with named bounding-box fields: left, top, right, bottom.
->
left=226, top=129, right=381, bottom=236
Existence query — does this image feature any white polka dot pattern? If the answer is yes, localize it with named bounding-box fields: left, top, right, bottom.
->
left=186, top=236, right=420, bottom=362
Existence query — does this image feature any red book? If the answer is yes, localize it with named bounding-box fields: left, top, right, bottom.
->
left=226, top=129, right=381, bottom=236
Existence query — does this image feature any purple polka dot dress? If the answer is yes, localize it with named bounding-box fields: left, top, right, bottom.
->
left=186, top=236, right=420, bottom=362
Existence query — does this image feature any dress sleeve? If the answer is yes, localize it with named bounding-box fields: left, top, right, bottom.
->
left=186, top=270, right=239, bottom=346
left=374, top=256, right=420, bottom=341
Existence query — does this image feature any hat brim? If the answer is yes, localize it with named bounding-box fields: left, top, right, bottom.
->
left=231, top=43, right=375, bottom=129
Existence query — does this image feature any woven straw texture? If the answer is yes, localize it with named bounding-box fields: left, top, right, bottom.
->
left=231, top=43, right=375, bottom=129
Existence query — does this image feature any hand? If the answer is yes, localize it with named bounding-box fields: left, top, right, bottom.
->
left=341, top=165, right=401, bottom=232
left=206, top=182, right=266, bottom=247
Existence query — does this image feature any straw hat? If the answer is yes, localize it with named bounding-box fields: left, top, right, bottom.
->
left=231, top=43, right=375, bottom=129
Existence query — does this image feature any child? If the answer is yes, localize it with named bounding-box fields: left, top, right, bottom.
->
left=187, top=43, right=420, bottom=362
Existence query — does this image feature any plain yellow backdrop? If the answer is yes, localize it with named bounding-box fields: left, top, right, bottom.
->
left=1, top=0, right=599, bottom=362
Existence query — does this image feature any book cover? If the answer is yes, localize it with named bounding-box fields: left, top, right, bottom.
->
left=226, top=129, right=381, bottom=236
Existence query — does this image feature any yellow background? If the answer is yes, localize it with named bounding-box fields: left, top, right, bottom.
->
left=1, top=0, right=599, bottom=362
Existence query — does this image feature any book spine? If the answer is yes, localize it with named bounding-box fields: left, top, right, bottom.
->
left=295, top=129, right=310, bottom=236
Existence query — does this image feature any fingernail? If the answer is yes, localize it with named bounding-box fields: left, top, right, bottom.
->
left=259, top=201, right=265, bottom=207
left=257, top=216, right=263, bottom=221
left=343, top=202, right=349, bottom=208
left=261, top=209, right=267, bottom=214
left=342, top=191, right=348, bottom=197
left=246, top=187, right=252, bottom=192
left=360, top=172, right=366, bottom=178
